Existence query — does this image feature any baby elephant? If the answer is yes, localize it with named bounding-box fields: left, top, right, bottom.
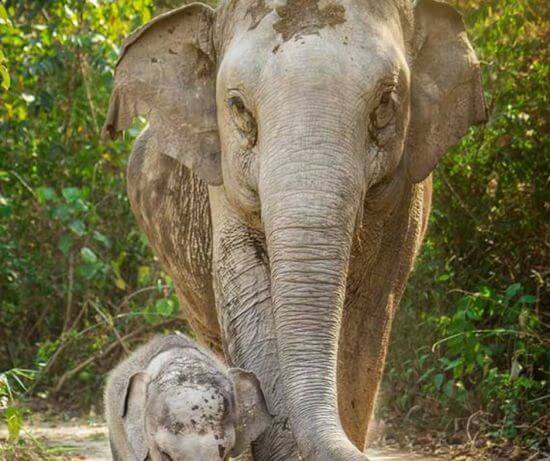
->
left=104, top=334, right=272, bottom=461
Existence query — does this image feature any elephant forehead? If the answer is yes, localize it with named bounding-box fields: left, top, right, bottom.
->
left=218, top=0, right=408, bottom=100
left=225, top=0, right=410, bottom=33
left=164, top=385, right=227, bottom=432
left=271, top=0, right=346, bottom=42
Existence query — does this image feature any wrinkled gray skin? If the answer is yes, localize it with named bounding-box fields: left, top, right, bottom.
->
left=102, top=1, right=486, bottom=460
left=104, top=334, right=271, bottom=461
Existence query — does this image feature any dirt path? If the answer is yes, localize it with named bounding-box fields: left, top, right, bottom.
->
left=1, top=421, right=443, bottom=460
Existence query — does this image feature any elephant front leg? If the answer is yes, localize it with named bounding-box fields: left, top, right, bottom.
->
left=210, top=191, right=299, bottom=461
left=338, top=298, right=395, bottom=450
left=338, top=184, right=426, bottom=450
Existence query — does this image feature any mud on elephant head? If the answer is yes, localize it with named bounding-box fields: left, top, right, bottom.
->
left=103, top=1, right=485, bottom=460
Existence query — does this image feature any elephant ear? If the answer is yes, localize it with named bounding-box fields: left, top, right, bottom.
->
left=102, top=3, right=222, bottom=185
left=121, top=372, right=150, bottom=461
left=405, top=0, right=487, bottom=183
left=228, top=368, right=273, bottom=456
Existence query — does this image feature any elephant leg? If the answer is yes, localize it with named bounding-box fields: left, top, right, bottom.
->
left=210, top=190, right=299, bottom=461
left=338, top=296, right=396, bottom=450
left=127, top=129, right=221, bottom=353
left=338, top=183, right=429, bottom=450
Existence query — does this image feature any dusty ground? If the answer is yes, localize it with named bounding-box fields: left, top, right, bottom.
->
left=0, top=419, right=445, bottom=461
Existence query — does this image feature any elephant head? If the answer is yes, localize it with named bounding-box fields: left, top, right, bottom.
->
left=103, top=1, right=485, bottom=459
left=120, top=349, right=271, bottom=461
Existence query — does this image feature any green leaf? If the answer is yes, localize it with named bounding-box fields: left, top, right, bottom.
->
left=80, top=247, right=98, bottom=264
left=0, top=4, right=12, bottom=26
left=51, top=204, right=72, bottom=221
left=36, top=187, right=57, bottom=204
left=417, top=368, right=434, bottom=384
left=93, top=230, right=111, bottom=248
left=517, top=295, right=537, bottom=304
left=138, top=265, right=151, bottom=285
left=77, top=263, right=99, bottom=280
left=154, top=298, right=174, bottom=317
left=0, top=194, right=12, bottom=217
left=478, top=286, right=493, bottom=299
left=505, top=283, right=522, bottom=302
left=69, top=219, right=86, bottom=236
left=443, top=358, right=462, bottom=371
left=58, top=234, right=73, bottom=255
left=443, top=380, right=454, bottom=398
left=62, top=187, right=82, bottom=202
left=434, top=373, right=444, bottom=389
left=0, top=63, right=10, bottom=90
left=114, top=277, right=126, bottom=290
left=74, top=199, right=89, bottom=212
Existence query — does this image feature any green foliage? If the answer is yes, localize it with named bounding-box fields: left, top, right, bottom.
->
left=0, top=0, right=185, bottom=410
left=1, top=368, right=35, bottom=444
left=385, top=0, right=548, bottom=452
left=386, top=283, right=546, bottom=444
left=0, top=3, right=12, bottom=90
left=4, top=406, right=23, bottom=441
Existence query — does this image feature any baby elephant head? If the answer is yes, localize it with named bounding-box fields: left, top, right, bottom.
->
left=121, top=352, right=272, bottom=461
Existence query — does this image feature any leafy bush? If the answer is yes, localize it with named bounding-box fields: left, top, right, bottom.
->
left=0, top=0, right=184, bottom=408
left=384, top=0, right=548, bottom=453
left=386, top=283, right=546, bottom=446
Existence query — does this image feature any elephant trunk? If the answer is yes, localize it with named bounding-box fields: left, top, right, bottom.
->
left=260, top=122, right=367, bottom=460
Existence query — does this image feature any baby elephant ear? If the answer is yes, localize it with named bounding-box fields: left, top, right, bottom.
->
left=406, top=0, right=487, bottom=183
left=228, top=368, right=273, bottom=457
left=122, top=372, right=150, bottom=461
left=102, top=4, right=222, bottom=185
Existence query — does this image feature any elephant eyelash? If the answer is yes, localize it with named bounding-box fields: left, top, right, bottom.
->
left=227, top=95, right=258, bottom=149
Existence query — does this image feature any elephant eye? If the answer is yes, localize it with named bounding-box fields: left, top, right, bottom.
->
left=227, top=95, right=258, bottom=149
left=373, top=90, right=395, bottom=129
left=368, top=89, right=396, bottom=146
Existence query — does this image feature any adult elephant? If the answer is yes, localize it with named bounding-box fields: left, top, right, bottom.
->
left=103, top=0, right=485, bottom=459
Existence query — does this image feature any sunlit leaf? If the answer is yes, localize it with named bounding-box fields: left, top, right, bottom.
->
left=21, top=93, right=35, bottom=103
left=0, top=64, right=9, bottom=90
left=0, top=3, right=12, bottom=27
left=155, top=298, right=174, bottom=317
left=114, top=277, right=126, bottom=290
left=5, top=406, right=23, bottom=441
left=80, top=247, right=98, bottom=264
